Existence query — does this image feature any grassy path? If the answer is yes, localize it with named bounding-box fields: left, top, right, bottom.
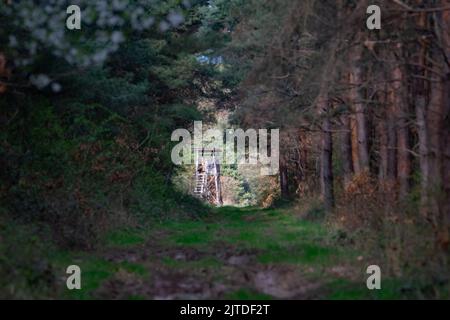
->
left=56, top=207, right=401, bottom=299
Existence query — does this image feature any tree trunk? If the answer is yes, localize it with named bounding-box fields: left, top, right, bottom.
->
left=279, top=161, right=289, bottom=198
left=379, top=80, right=397, bottom=191
left=377, top=82, right=387, bottom=184
left=340, top=115, right=353, bottom=189
left=377, top=83, right=394, bottom=180
left=414, top=8, right=430, bottom=214
left=416, top=94, right=429, bottom=206
left=378, top=116, right=388, bottom=181
left=437, top=0, right=450, bottom=248
left=386, top=110, right=397, bottom=182
left=349, top=46, right=370, bottom=173
left=350, top=114, right=361, bottom=174
left=392, top=62, right=411, bottom=199
left=427, top=62, right=444, bottom=218
left=0, top=53, right=10, bottom=94
left=441, top=71, right=450, bottom=249
left=319, top=97, right=335, bottom=211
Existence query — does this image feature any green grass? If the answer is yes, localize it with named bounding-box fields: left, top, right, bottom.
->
left=119, top=261, right=149, bottom=277
left=174, top=232, right=211, bottom=245
left=158, top=207, right=350, bottom=268
left=3, top=205, right=430, bottom=299
left=257, top=243, right=332, bottom=264
left=65, top=256, right=116, bottom=300
left=164, top=220, right=220, bottom=246
left=196, top=207, right=341, bottom=267
left=326, top=278, right=405, bottom=300
left=226, top=289, right=273, bottom=300
left=162, top=256, right=222, bottom=269
left=105, top=228, right=145, bottom=247
left=52, top=251, right=148, bottom=299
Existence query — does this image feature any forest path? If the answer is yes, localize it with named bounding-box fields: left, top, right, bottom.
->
left=58, top=207, right=393, bottom=300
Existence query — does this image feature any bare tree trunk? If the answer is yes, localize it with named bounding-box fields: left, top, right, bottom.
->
left=292, top=131, right=308, bottom=195
left=392, top=62, right=411, bottom=199
left=378, top=116, right=388, bottom=181
left=0, top=53, right=10, bottom=94
left=349, top=46, right=370, bottom=173
left=319, top=96, right=335, bottom=211
left=340, top=115, right=353, bottom=189
left=437, top=0, right=450, bottom=248
left=386, top=98, right=397, bottom=183
left=321, top=121, right=334, bottom=210
left=216, top=164, right=223, bottom=206
left=441, top=72, right=450, bottom=249
left=315, top=12, right=342, bottom=210
left=379, top=80, right=397, bottom=189
left=416, top=94, right=429, bottom=204
left=350, top=114, right=361, bottom=174
left=378, top=83, right=396, bottom=184
left=414, top=8, right=431, bottom=214
left=428, top=64, right=444, bottom=217
left=279, top=161, right=289, bottom=199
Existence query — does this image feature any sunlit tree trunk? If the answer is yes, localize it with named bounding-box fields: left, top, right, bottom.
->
left=349, top=45, right=370, bottom=173
left=350, top=114, right=361, bottom=174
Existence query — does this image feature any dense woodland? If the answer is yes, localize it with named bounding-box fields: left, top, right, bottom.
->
left=0, top=0, right=449, bottom=299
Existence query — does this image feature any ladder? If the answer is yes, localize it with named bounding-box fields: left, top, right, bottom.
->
left=194, top=173, right=207, bottom=195
left=193, top=148, right=223, bottom=206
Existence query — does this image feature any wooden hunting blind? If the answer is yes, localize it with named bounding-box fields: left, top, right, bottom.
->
left=194, top=148, right=223, bottom=206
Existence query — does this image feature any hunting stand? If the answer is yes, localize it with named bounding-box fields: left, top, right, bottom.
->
left=194, top=148, right=223, bottom=206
